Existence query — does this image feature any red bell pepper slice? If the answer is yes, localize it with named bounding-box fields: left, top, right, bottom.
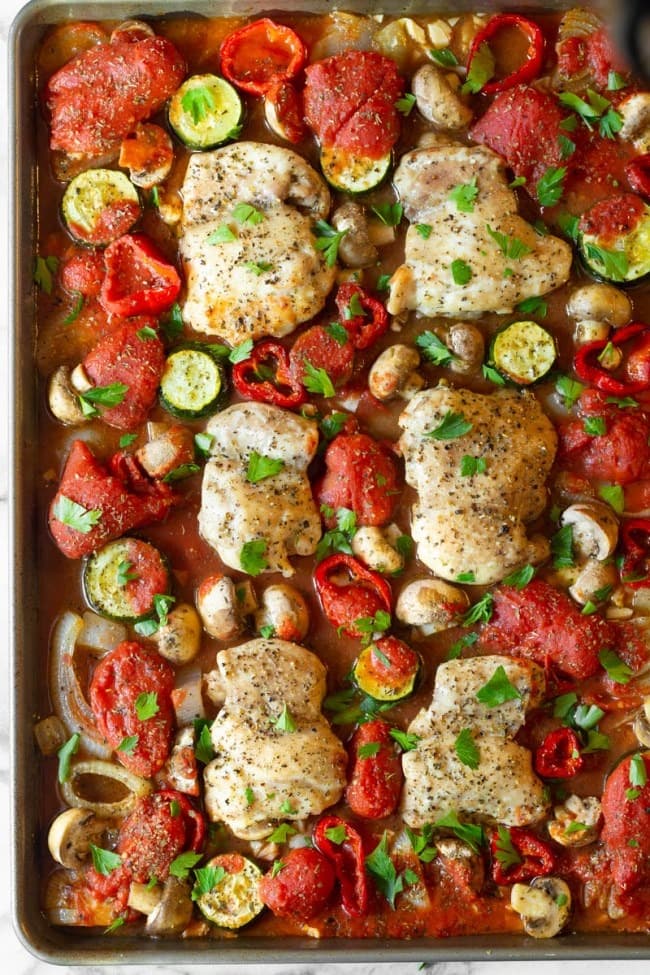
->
left=231, top=339, right=307, bottom=409
left=574, top=322, right=650, bottom=397
left=313, top=815, right=369, bottom=917
left=490, top=826, right=557, bottom=886
left=626, top=154, right=650, bottom=200
left=220, top=18, right=307, bottom=97
left=620, top=519, right=650, bottom=589
left=100, top=233, right=181, bottom=318
left=466, top=14, right=545, bottom=95
left=314, top=553, right=392, bottom=638
left=335, top=282, right=389, bottom=351
left=534, top=727, right=584, bottom=779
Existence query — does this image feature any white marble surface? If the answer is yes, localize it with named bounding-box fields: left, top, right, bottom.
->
left=2, top=2, right=650, bottom=973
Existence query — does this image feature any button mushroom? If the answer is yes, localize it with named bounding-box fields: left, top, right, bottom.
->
left=330, top=202, right=379, bottom=268
left=560, top=501, right=619, bottom=560
left=547, top=794, right=602, bottom=847
left=129, top=875, right=194, bottom=936
left=33, top=714, right=68, bottom=756
left=567, top=283, right=632, bottom=345
left=446, top=323, right=485, bottom=375
left=47, top=808, right=107, bottom=869
left=412, top=63, right=473, bottom=130
left=368, top=344, right=423, bottom=401
left=153, top=603, right=202, bottom=665
left=634, top=698, right=650, bottom=747
left=396, top=578, right=469, bottom=636
left=254, top=583, right=310, bottom=642
left=196, top=574, right=249, bottom=641
left=569, top=558, right=618, bottom=606
left=47, top=365, right=87, bottom=426
left=351, top=526, right=404, bottom=575
left=618, top=92, right=650, bottom=153
left=511, top=876, right=571, bottom=938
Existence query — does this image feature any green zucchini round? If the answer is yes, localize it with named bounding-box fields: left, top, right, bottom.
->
left=168, top=74, right=243, bottom=150
left=320, top=146, right=392, bottom=194
left=489, top=320, right=557, bottom=385
left=61, top=169, right=141, bottom=246
left=352, top=639, right=421, bottom=703
left=159, top=344, right=227, bottom=420
left=578, top=193, right=650, bottom=286
left=83, top=538, right=171, bottom=623
left=194, top=854, right=264, bottom=929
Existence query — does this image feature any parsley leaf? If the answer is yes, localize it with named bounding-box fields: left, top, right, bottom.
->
left=502, top=564, right=536, bottom=589
left=449, top=177, right=479, bottom=213
left=34, top=254, right=59, bottom=294
left=240, top=538, right=268, bottom=576
left=599, top=648, right=634, bottom=684
left=243, top=260, right=274, bottom=276
left=57, top=732, right=80, bottom=783
left=584, top=243, right=628, bottom=282
left=353, top=609, right=391, bottom=646
left=194, top=721, right=214, bottom=764
left=430, top=47, right=458, bottom=67
left=608, top=70, right=627, bottom=91
left=271, top=703, right=297, bottom=733
left=376, top=273, right=391, bottom=292
left=447, top=631, right=479, bottom=660
left=358, top=741, right=381, bottom=759
left=78, top=382, right=129, bottom=417
left=169, top=851, right=202, bottom=879
left=493, top=825, right=522, bottom=871
left=228, top=339, right=253, bottom=364
left=555, top=374, right=585, bottom=410
left=371, top=203, right=403, bottom=227
left=246, top=451, right=285, bottom=483
left=557, top=212, right=580, bottom=241
left=324, top=824, right=347, bottom=844
left=475, top=665, right=521, bottom=708
left=454, top=728, right=480, bottom=769
left=63, top=292, right=84, bottom=325
left=135, top=691, right=159, bottom=721
left=232, top=202, right=265, bottom=225
left=182, top=85, right=216, bottom=124
left=451, top=258, right=472, bottom=285
left=558, top=134, right=576, bottom=160
left=390, top=728, right=421, bottom=752
left=416, top=223, right=433, bottom=239
left=90, top=844, right=122, bottom=876
left=395, top=92, right=416, bottom=116
left=486, top=224, right=531, bottom=260
left=365, top=832, right=403, bottom=908
left=598, top=483, right=625, bottom=514
left=207, top=224, right=237, bottom=245
left=460, top=455, right=487, bottom=477
left=52, top=495, right=101, bottom=534
left=536, top=166, right=567, bottom=207
left=550, top=523, right=575, bottom=568
left=118, top=433, right=137, bottom=448
left=630, top=753, right=647, bottom=788
left=268, top=823, right=297, bottom=843
left=406, top=824, right=437, bottom=862
left=192, top=864, right=226, bottom=900
left=516, top=296, right=548, bottom=318
left=303, top=361, right=336, bottom=397
left=161, top=302, right=184, bottom=342
left=482, top=363, right=506, bottom=386
left=425, top=410, right=472, bottom=440
left=259, top=624, right=275, bottom=639
left=462, top=592, right=494, bottom=626
left=433, top=811, right=485, bottom=853
left=461, top=42, right=495, bottom=94
left=326, top=321, right=350, bottom=345
left=584, top=416, right=606, bottom=437
left=416, top=330, right=456, bottom=366
left=117, top=735, right=138, bottom=754
left=313, top=220, right=347, bottom=267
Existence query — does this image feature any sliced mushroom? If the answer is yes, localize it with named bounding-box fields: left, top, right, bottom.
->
left=560, top=501, right=619, bottom=560
left=128, top=881, right=164, bottom=916
left=569, top=558, right=618, bottom=606
left=47, top=365, right=87, bottom=426
left=547, top=794, right=602, bottom=847
left=447, top=323, right=485, bottom=375
left=351, top=526, right=404, bottom=575
left=136, top=424, right=195, bottom=480
left=511, top=876, right=571, bottom=938
left=412, top=63, right=473, bottom=130
left=69, top=362, right=93, bottom=393
left=618, top=92, right=650, bottom=153
left=146, top=876, right=194, bottom=935
left=368, top=344, right=423, bottom=401
left=567, top=283, right=632, bottom=335
left=254, top=583, right=310, bottom=642
left=330, top=202, right=379, bottom=268
left=47, top=808, right=107, bottom=869
left=396, top=578, right=469, bottom=635
left=633, top=698, right=650, bottom=747
left=196, top=574, right=246, bottom=641
left=163, top=725, right=200, bottom=796
left=153, top=603, right=202, bottom=665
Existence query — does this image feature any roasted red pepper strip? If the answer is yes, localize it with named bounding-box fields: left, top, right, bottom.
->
left=335, top=282, right=389, bottom=351
left=314, top=553, right=392, bottom=638
left=620, top=519, right=650, bottom=589
left=573, top=322, right=650, bottom=396
left=231, top=339, right=307, bottom=409
left=490, top=827, right=557, bottom=886
left=466, top=14, right=545, bottom=95
left=220, top=18, right=307, bottom=96
left=313, top=815, right=369, bottom=917
left=626, top=154, right=650, bottom=200
left=534, top=727, right=584, bottom=779
left=100, top=233, right=181, bottom=317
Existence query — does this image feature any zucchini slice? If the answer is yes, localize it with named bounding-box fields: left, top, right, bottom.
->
left=489, top=320, right=557, bottom=385
left=83, top=537, right=171, bottom=622
left=61, top=169, right=141, bottom=246
left=168, top=74, right=243, bottom=150
left=578, top=193, right=650, bottom=285
left=194, top=854, right=264, bottom=929
left=160, top=344, right=227, bottom=420
left=320, top=146, right=391, bottom=194
left=352, top=636, right=421, bottom=702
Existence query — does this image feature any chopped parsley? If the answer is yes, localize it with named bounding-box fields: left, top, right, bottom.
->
left=324, top=824, right=348, bottom=844
left=493, top=825, right=522, bottom=871
left=584, top=416, right=607, bottom=437
left=232, top=202, right=265, bottom=224
left=516, top=296, right=548, bottom=318
left=390, top=728, right=421, bottom=752
left=555, top=374, right=585, bottom=410
left=536, top=166, right=567, bottom=207
left=460, top=455, right=487, bottom=477
left=90, top=844, right=123, bottom=876
left=365, top=832, right=404, bottom=908
left=584, top=243, right=628, bottom=282
left=447, top=631, right=479, bottom=660
left=316, top=506, right=357, bottom=561
left=207, top=224, right=236, bottom=244
left=598, top=483, right=625, bottom=514
left=303, top=361, right=336, bottom=397
left=454, top=728, right=480, bottom=769
left=57, top=733, right=80, bottom=783
left=430, top=47, right=458, bottom=67
left=416, top=223, right=433, bottom=239
left=118, top=433, right=137, bottom=448
left=476, top=665, right=522, bottom=708
left=135, top=691, right=159, bottom=721
left=449, top=177, right=479, bottom=213
left=433, top=811, right=485, bottom=853
left=239, top=538, right=268, bottom=576
left=326, top=321, right=350, bottom=345
left=550, top=523, right=575, bottom=568
left=462, top=592, right=494, bottom=626
left=461, top=42, right=495, bottom=94
left=451, top=258, right=472, bottom=285
left=182, top=85, right=216, bottom=124
left=486, top=224, right=531, bottom=260
left=358, top=741, right=381, bottom=759
left=78, top=382, right=129, bottom=418
left=228, top=339, right=253, bottom=364
left=192, top=864, right=226, bottom=899
left=194, top=721, right=214, bottom=764
left=395, top=93, right=417, bottom=116
left=259, top=624, right=275, bottom=639
left=502, top=564, right=536, bottom=589
left=243, top=260, right=274, bottom=276
left=52, top=495, right=101, bottom=534
left=482, top=363, right=507, bottom=386
left=34, top=254, right=59, bottom=294
left=371, top=202, right=403, bottom=227
left=312, top=220, right=347, bottom=267
left=267, top=823, right=297, bottom=844
left=416, top=330, right=456, bottom=366
left=271, top=703, right=297, bottom=733
left=246, top=451, right=285, bottom=483
left=169, top=851, right=203, bottom=879
left=406, top=824, right=437, bottom=862
left=425, top=410, right=472, bottom=440
left=117, top=735, right=138, bottom=754
left=63, top=292, right=84, bottom=325
left=319, top=411, right=349, bottom=440
left=598, top=647, right=634, bottom=684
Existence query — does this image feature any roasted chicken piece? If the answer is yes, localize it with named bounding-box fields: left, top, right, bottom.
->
left=198, top=403, right=322, bottom=577
left=203, top=639, right=347, bottom=839
left=402, top=656, right=548, bottom=829
left=398, top=385, right=557, bottom=584
left=180, top=142, right=336, bottom=344
left=387, top=143, right=572, bottom=318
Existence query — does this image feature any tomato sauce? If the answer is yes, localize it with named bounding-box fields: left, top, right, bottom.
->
left=30, top=6, right=650, bottom=946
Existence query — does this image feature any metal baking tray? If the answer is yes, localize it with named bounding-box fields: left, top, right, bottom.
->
left=9, top=0, right=650, bottom=963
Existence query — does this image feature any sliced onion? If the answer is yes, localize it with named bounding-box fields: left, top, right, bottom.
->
left=554, top=7, right=602, bottom=92
left=49, top=611, right=112, bottom=759
left=172, top=664, right=206, bottom=726
left=310, top=12, right=377, bottom=60
left=79, top=611, right=127, bottom=654
left=60, top=758, right=152, bottom=817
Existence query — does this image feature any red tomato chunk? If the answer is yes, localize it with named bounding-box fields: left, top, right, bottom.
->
left=345, top=718, right=403, bottom=819
left=259, top=847, right=336, bottom=920
left=316, top=432, right=400, bottom=527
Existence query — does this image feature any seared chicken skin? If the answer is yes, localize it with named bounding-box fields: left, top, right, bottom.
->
left=402, top=656, right=548, bottom=828
left=180, top=142, right=337, bottom=344
left=199, top=403, right=322, bottom=577
left=204, top=639, right=347, bottom=839
left=398, top=385, right=557, bottom=584
left=387, top=143, right=572, bottom=318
